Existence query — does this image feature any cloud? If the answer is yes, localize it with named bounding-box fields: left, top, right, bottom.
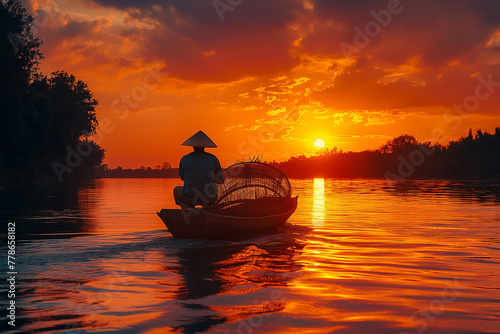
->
left=33, top=0, right=500, bottom=86
left=306, top=0, right=500, bottom=65
left=315, top=57, right=500, bottom=114
left=27, top=0, right=500, bottom=158
left=83, top=0, right=305, bottom=82
left=57, top=16, right=108, bottom=39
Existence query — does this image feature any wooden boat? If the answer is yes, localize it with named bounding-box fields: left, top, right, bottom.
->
left=157, top=196, right=298, bottom=240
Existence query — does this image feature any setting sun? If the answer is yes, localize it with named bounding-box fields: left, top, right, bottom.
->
left=314, top=139, right=325, bottom=148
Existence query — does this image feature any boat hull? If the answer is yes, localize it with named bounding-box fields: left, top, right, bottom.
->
left=157, top=197, right=297, bottom=240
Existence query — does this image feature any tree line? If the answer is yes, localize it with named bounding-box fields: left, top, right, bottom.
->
left=271, top=128, right=500, bottom=180
left=96, top=128, right=500, bottom=180
left=1, top=0, right=104, bottom=186
left=96, top=163, right=179, bottom=178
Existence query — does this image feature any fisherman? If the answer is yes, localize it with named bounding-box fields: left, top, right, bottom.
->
left=174, top=131, right=225, bottom=208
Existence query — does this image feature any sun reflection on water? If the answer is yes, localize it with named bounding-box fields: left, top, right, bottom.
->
left=312, top=178, right=325, bottom=227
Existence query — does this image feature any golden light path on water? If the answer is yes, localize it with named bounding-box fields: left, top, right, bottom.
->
left=4, top=178, right=500, bottom=333
left=313, top=178, right=326, bottom=227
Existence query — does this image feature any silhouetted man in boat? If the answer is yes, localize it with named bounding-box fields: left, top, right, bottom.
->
left=174, top=131, right=225, bottom=208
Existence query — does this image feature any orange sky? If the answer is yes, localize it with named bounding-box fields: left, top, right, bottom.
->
left=26, top=0, right=500, bottom=168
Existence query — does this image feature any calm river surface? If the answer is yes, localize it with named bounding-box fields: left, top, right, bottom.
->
left=1, top=178, right=499, bottom=334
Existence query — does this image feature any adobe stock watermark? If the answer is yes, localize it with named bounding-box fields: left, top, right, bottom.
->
left=51, top=66, right=168, bottom=182
left=384, top=73, right=500, bottom=181
left=8, top=0, right=71, bottom=54
left=399, top=279, right=466, bottom=334
left=213, top=0, right=243, bottom=21
left=6, top=222, right=17, bottom=328
left=340, top=0, right=405, bottom=58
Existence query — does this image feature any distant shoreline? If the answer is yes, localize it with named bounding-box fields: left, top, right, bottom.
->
left=94, top=176, right=500, bottom=182
left=96, top=168, right=180, bottom=179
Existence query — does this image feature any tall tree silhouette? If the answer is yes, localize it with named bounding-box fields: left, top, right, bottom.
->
left=1, top=0, right=43, bottom=183
left=0, top=0, right=42, bottom=86
left=33, top=71, right=99, bottom=154
left=0, top=0, right=104, bottom=185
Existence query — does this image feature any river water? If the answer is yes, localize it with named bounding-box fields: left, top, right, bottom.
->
left=0, top=178, right=499, bottom=333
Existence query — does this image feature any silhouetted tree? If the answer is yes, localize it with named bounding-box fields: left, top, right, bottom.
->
left=0, top=0, right=104, bottom=185
left=379, top=134, right=419, bottom=154
left=0, top=0, right=42, bottom=86
left=1, top=0, right=44, bottom=183
left=161, top=162, right=171, bottom=170
left=273, top=128, right=500, bottom=180
left=33, top=71, right=99, bottom=154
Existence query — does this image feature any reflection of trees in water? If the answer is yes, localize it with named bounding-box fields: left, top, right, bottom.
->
left=167, top=231, right=306, bottom=333
left=0, top=181, right=98, bottom=239
left=0, top=180, right=103, bottom=333
left=383, top=180, right=500, bottom=203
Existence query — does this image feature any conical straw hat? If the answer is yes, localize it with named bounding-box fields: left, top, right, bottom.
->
left=182, top=131, right=218, bottom=148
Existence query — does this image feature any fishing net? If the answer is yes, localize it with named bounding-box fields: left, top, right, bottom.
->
left=211, top=162, right=294, bottom=216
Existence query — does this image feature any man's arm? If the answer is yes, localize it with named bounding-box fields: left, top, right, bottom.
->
left=214, top=158, right=225, bottom=184
left=178, top=158, right=184, bottom=181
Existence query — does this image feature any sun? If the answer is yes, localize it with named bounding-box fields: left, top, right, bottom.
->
left=314, top=138, right=325, bottom=148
